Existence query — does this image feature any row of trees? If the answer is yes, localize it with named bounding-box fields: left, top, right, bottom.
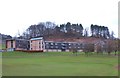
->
left=0, top=33, right=12, bottom=49
left=21, top=22, right=56, bottom=39
left=0, top=33, right=12, bottom=43
left=59, top=22, right=83, bottom=37
left=91, top=24, right=110, bottom=38
left=19, top=21, right=115, bottom=39
left=71, top=39, right=119, bottom=56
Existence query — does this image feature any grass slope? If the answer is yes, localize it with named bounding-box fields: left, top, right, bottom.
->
left=2, top=52, right=118, bottom=76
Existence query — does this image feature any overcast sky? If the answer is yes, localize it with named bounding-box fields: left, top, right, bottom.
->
left=0, top=0, right=119, bottom=37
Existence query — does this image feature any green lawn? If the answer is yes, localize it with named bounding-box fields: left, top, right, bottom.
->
left=0, top=44, right=2, bottom=49
left=0, top=44, right=5, bottom=49
left=2, top=51, right=118, bottom=76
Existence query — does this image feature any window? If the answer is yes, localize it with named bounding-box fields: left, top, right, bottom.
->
left=62, top=43, right=65, bottom=46
left=80, top=44, right=83, bottom=47
left=45, top=42, right=49, bottom=45
left=51, top=46, right=53, bottom=48
left=50, top=43, right=53, bottom=45
left=55, top=43, right=58, bottom=45
left=76, top=43, right=79, bottom=45
left=56, top=46, right=58, bottom=48
left=73, top=43, right=76, bottom=45
left=42, top=45, right=44, bottom=48
left=39, top=42, right=41, bottom=44
left=31, top=48, right=32, bottom=50
left=11, top=41, right=13, bottom=48
left=46, top=46, right=49, bottom=49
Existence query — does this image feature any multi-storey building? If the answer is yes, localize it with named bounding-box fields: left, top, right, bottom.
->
left=44, top=41, right=84, bottom=52
left=6, top=37, right=107, bottom=52
left=30, top=37, right=44, bottom=51
left=6, top=39, right=29, bottom=51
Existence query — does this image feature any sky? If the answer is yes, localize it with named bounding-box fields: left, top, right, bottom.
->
left=0, top=0, right=119, bottom=37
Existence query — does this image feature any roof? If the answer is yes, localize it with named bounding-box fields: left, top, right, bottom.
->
left=30, top=37, right=43, bottom=40
left=45, top=41, right=80, bottom=43
left=6, top=39, right=28, bottom=41
left=44, top=37, right=106, bottom=44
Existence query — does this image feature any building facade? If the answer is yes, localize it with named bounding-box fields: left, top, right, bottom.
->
left=30, top=37, right=44, bottom=51
left=44, top=41, right=84, bottom=52
left=6, top=39, right=29, bottom=51
left=6, top=37, right=110, bottom=52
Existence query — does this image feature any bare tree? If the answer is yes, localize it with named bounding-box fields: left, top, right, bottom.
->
left=69, top=44, right=78, bottom=56
left=83, top=43, right=94, bottom=56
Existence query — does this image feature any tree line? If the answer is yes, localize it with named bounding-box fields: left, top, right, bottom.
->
left=0, top=33, right=12, bottom=42
left=18, top=21, right=115, bottom=39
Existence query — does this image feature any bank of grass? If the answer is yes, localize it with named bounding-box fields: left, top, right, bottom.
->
left=2, top=51, right=118, bottom=76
